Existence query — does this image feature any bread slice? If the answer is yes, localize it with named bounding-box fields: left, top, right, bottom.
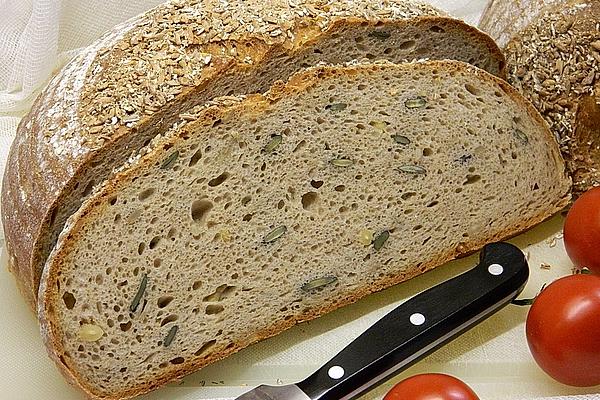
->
left=2, top=0, right=507, bottom=310
left=39, top=60, right=570, bottom=399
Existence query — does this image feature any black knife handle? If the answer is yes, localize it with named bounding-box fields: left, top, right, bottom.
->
left=296, top=242, right=529, bottom=400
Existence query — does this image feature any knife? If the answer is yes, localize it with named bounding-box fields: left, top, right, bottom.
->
left=235, top=242, right=529, bottom=400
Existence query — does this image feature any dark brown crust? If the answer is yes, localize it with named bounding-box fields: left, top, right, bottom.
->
left=39, top=61, right=570, bottom=400
left=1, top=8, right=507, bottom=315
left=480, top=0, right=600, bottom=198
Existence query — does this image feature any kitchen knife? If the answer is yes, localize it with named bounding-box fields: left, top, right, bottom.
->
left=235, top=241, right=529, bottom=400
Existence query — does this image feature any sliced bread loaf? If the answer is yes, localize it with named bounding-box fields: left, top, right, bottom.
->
left=2, top=0, right=507, bottom=309
left=40, top=60, right=570, bottom=400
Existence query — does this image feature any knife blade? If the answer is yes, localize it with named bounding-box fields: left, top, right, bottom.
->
left=235, top=242, right=529, bottom=400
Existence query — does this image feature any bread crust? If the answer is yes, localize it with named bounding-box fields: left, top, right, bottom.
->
left=480, top=0, right=600, bottom=197
left=39, top=61, right=570, bottom=400
left=1, top=0, right=506, bottom=312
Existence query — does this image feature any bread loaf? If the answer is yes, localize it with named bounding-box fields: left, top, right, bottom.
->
left=1, top=0, right=507, bottom=311
left=39, top=60, right=570, bottom=400
left=480, top=0, right=600, bottom=197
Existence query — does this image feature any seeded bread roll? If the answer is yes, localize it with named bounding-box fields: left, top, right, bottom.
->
left=1, top=0, right=507, bottom=311
left=40, top=60, right=570, bottom=400
left=480, top=0, right=600, bottom=197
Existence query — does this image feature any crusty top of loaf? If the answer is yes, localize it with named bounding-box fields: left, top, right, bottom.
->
left=46, top=0, right=441, bottom=158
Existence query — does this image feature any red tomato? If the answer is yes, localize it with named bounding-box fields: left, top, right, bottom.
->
left=564, top=186, right=600, bottom=275
left=526, top=274, right=600, bottom=387
left=384, top=373, right=479, bottom=400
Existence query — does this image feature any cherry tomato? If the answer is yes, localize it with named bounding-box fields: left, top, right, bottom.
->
left=384, top=373, right=479, bottom=400
left=564, top=187, right=600, bottom=275
left=526, top=274, right=600, bottom=387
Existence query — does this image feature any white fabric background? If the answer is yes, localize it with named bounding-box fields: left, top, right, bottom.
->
left=0, top=1, right=598, bottom=400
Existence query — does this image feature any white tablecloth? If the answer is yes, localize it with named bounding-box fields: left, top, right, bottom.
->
left=0, top=1, right=598, bottom=399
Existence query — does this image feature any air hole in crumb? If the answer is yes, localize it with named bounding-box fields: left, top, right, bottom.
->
left=511, top=152, right=518, bottom=160
left=401, top=192, right=416, bottom=200
left=277, top=199, right=285, bottom=209
left=195, top=340, right=216, bottom=356
left=206, top=304, right=224, bottom=315
left=82, top=181, right=94, bottom=197
left=301, top=192, right=319, bottom=210
left=191, top=199, right=213, bottom=223
left=149, top=236, right=161, bottom=249
left=429, top=25, right=445, bottom=33
left=399, top=40, right=416, bottom=50
left=138, top=188, right=155, bottom=201
left=334, top=185, right=346, bottom=192
left=160, top=315, right=178, bottom=327
left=167, top=228, right=177, bottom=240
left=192, top=281, right=202, bottom=290
left=203, top=284, right=236, bottom=302
left=427, top=201, right=439, bottom=207
left=310, top=180, right=323, bottom=189
left=109, top=197, right=118, bottom=206
left=189, top=149, right=202, bottom=167
left=533, top=183, right=539, bottom=190
left=154, top=258, right=162, bottom=268
left=158, top=296, right=174, bottom=308
left=422, top=148, right=433, bottom=156
left=62, top=292, right=76, bottom=309
left=242, top=213, right=253, bottom=222
left=241, top=195, right=252, bottom=206
left=170, top=357, right=185, bottom=365
left=138, top=243, right=145, bottom=255
left=463, top=175, right=481, bottom=185
left=208, top=172, right=230, bottom=187
left=464, top=83, right=482, bottom=96
left=120, top=321, right=132, bottom=332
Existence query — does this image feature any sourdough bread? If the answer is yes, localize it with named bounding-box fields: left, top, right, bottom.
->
left=1, top=0, right=507, bottom=310
left=40, top=60, right=570, bottom=400
left=480, top=0, right=600, bottom=197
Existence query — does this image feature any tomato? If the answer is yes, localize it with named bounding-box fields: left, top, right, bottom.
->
left=384, top=373, right=479, bottom=400
left=526, top=274, right=600, bottom=387
left=564, top=186, right=600, bottom=275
